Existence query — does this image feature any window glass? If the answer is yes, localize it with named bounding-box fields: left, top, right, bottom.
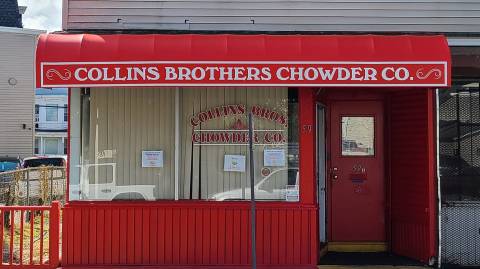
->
left=73, top=88, right=176, bottom=201
left=64, top=105, right=68, bottom=122
left=46, top=104, right=58, bottom=121
left=341, top=116, right=374, bottom=156
left=180, top=88, right=299, bottom=201
left=34, top=138, right=39, bottom=154
left=70, top=87, right=299, bottom=201
left=44, top=138, right=60, bottom=155
left=35, top=105, right=39, bottom=123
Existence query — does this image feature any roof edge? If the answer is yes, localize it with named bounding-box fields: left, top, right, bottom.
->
left=0, top=26, right=45, bottom=35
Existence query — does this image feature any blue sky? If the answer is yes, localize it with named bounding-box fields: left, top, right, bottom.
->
left=17, top=0, right=62, bottom=32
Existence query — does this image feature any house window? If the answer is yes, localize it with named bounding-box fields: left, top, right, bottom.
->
left=64, top=105, right=68, bottom=122
left=70, top=88, right=299, bottom=201
left=46, top=104, right=58, bottom=122
left=44, top=138, right=60, bottom=155
left=35, top=105, right=39, bottom=123
left=34, top=138, right=40, bottom=154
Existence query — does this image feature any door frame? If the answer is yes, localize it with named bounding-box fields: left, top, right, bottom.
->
left=324, top=92, right=390, bottom=249
left=317, top=103, right=327, bottom=244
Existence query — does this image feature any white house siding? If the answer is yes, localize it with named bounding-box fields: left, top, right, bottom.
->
left=63, top=0, right=480, bottom=33
left=0, top=29, right=42, bottom=158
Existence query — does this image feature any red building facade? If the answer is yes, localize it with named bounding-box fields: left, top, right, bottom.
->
left=36, top=34, right=450, bottom=268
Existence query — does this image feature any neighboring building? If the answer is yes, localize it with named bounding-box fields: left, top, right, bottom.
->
left=35, top=88, right=68, bottom=156
left=31, top=0, right=480, bottom=268
left=0, top=0, right=22, bottom=28
left=0, top=0, right=43, bottom=159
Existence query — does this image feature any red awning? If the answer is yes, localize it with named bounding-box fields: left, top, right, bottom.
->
left=36, top=34, right=451, bottom=88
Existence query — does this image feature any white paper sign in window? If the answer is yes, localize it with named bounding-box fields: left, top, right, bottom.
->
left=224, top=155, right=246, bottom=172
left=142, top=151, right=164, bottom=168
left=285, top=185, right=299, bottom=201
left=264, top=149, right=286, bottom=167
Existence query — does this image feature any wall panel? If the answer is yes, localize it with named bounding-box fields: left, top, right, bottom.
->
left=64, top=0, right=480, bottom=33
left=62, top=202, right=317, bottom=268
left=389, top=89, right=436, bottom=263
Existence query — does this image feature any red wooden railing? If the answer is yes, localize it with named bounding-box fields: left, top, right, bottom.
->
left=0, top=202, right=60, bottom=269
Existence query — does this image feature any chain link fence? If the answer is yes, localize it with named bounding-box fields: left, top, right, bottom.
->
left=0, top=167, right=66, bottom=206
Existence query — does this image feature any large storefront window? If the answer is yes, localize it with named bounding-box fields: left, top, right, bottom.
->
left=70, top=87, right=299, bottom=201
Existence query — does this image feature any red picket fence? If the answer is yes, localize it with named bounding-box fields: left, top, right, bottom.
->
left=0, top=202, right=60, bottom=269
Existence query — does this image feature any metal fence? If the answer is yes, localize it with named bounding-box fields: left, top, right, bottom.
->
left=439, top=81, right=480, bottom=266
left=0, top=167, right=66, bottom=206
left=0, top=202, right=61, bottom=268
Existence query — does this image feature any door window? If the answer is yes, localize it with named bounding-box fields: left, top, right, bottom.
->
left=341, top=116, right=375, bottom=156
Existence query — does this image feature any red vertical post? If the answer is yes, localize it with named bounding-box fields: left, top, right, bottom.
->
left=40, top=211, right=44, bottom=264
left=30, top=209, right=34, bottom=265
left=427, top=88, right=438, bottom=260
left=299, top=88, right=316, bottom=205
left=20, top=210, right=24, bottom=264
left=298, top=88, right=318, bottom=267
left=0, top=209, right=4, bottom=264
left=49, top=201, right=61, bottom=268
left=9, top=209, right=14, bottom=264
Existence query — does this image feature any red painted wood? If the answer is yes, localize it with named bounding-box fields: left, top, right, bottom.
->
left=127, top=209, right=135, bottom=264
left=0, top=205, right=59, bottom=268
left=29, top=210, right=34, bottom=265
left=73, top=208, right=81, bottom=265
left=389, top=89, right=437, bottom=263
left=256, top=210, right=263, bottom=265
left=299, top=88, right=316, bottom=205
left=149, top=208, right=157, bottom=264
left=134, top=209, right=142, bottom=264
left=164, top=208, right=172, bottom=264
left=49, top=202, right=61, bottom=268
left=61, top=202, right=317, bottom=268
left=329, top=100, right=386, bottom=241
left=202, top=209, right=210, bottom=264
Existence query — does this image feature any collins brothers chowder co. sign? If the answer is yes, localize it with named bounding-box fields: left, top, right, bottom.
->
left=40, top=61, right=448, bottom=87
left=191, top=104, right=287, bottom=146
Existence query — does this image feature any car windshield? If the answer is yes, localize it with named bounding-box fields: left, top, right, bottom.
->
left=23, top=158, right=64, bottom=168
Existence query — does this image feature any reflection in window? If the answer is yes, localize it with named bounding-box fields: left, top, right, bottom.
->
left=46, top=104, right=58, bottom=121
left=341, top=116, right=374, bottom=156
left=70, top=88, right=299, bottom=201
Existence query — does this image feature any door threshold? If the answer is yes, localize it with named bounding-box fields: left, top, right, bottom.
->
left=319, top=251, right=424, bottom=266
left=327, top=242, right=388, bottom=252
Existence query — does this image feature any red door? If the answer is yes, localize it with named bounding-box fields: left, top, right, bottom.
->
left=329, top=100, right=385, bottom=243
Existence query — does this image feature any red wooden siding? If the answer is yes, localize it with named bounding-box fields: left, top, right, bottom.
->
left=61, top=202, right=317, bottom=268
left=388, top=89, right=437, bottom=263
